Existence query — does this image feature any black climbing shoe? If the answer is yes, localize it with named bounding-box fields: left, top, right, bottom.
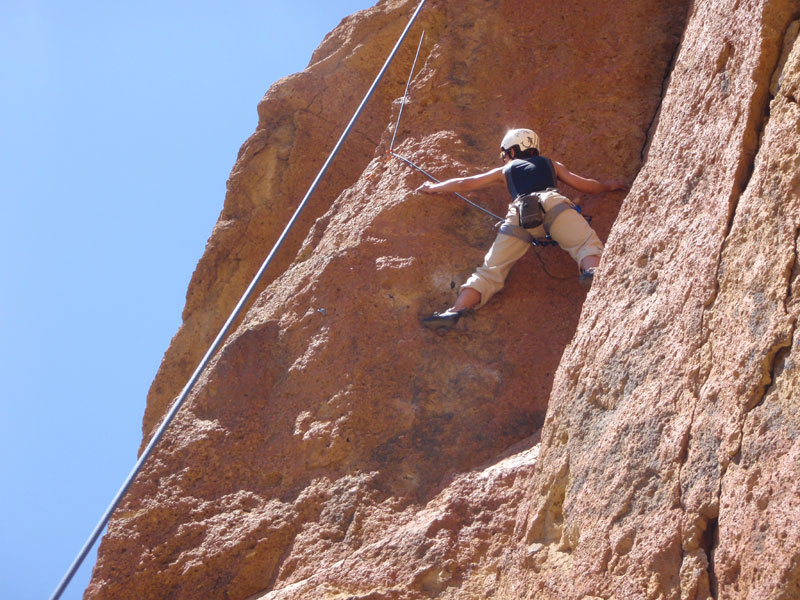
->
left=579, top=267, right=596, bottom=288
left=422, top=309, right=463, bottom=330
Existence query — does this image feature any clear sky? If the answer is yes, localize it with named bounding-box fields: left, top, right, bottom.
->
left=0, top=1, right=376, bottom=598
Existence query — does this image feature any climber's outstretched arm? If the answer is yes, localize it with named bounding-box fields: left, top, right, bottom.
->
left=416, top=167, right=506, bottom=195
left=554, top=160, right=628, bottom=194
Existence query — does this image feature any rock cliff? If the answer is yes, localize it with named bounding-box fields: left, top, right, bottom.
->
left=86, top=0, right=800, bottom=599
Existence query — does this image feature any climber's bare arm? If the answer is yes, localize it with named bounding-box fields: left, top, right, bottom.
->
left=416, top=167, right=506, bottom=194
left=554, top=160, right=628, bottom=194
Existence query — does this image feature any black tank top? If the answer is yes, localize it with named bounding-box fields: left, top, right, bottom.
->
left=503, top=156, right=557, bottom=198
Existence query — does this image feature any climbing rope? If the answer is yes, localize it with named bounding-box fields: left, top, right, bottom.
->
left=389, top=30, right=425, bottom=154
left=391, top=150, right=505, bottom=221
left=530, top=246, right=575, bottom=281
left=49, top=2, right=429, bottom=598
left=388, top=32, right=504, bottom=223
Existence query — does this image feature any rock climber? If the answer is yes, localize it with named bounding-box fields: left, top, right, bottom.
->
left=417, top=128, right=627, bottom=329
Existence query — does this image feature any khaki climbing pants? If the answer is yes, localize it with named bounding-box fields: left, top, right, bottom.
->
left=462, top=190, right=604, bottom=308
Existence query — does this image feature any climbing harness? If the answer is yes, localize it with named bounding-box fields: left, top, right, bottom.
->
left=503, top=193, right=584, bottom=243
left=49, top=2, right=430, bottom=599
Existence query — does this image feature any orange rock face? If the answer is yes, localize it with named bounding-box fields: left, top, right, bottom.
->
left=87, top=0, right=800, bottom=599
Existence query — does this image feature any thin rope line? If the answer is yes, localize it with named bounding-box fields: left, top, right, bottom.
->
left=391, top=151, right=504, bottom=221
left=49, top=2, right=429, bottom=598
left=387, top=42, right=503, bottom=223
left=531, top=245, right=574, bottom=280
left=390, top=30, right=425, bottom=153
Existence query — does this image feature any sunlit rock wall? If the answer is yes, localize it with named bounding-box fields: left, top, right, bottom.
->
left=500, top=1, right=800, bottom=598
left=86, top=0, right=800, bottom=599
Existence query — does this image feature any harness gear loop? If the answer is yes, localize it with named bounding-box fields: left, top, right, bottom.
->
left=499, top=196, right=583, bottom=246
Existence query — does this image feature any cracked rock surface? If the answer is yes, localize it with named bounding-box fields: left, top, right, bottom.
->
left=87, top=0, right=799, bottom=599
left=500, top=2, right=800, bottom=599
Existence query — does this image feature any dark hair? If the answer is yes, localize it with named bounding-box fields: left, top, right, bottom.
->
left=507, top=145, right=539, bottom=158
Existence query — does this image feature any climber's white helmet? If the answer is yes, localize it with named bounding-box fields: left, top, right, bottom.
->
left=500, top=128, right=539, bottom=153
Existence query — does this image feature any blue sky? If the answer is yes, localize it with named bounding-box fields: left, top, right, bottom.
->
left=0, top=1, right=375, bottom=598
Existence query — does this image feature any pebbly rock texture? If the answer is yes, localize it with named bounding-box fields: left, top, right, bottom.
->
left=87, top=0, right=800, bottom=599
left=499, top=1, right=800, bottom=599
